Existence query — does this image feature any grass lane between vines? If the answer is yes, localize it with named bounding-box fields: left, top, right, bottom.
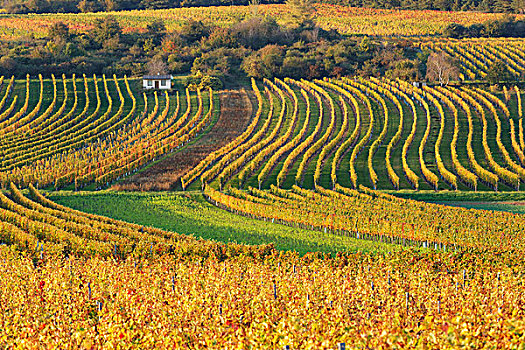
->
left=47, top=190, right=408, bottom=255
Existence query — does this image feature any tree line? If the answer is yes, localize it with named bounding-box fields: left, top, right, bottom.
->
left=444, top=15, right=525, bottom=38
left=2, top=0, right=523, bottom=13
left=319, top=0, right=524, bottom=13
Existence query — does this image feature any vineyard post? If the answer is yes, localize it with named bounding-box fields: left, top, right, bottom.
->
left=406, top=292, right=409, bottom=315
left=338, top=343, right=346, bottom=350
left=97, top=300, right=102, bottom=321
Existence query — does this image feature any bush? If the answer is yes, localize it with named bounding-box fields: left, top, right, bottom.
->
left=242, top=45, right=284, bottom=79
left=231, top=17, right=291, bottom=50
left=185, top=71, right=223, bottom=91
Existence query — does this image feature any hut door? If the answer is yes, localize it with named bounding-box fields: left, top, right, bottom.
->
left=155, top=81, right=160, bottom=89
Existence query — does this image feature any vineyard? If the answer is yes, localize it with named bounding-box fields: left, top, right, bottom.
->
left=0, top=74, right=216, bottom=190
left=421, top=38, right=525, bottom=81
left=0, top=4, right=523, bottom=40
left=2, top=246, right=525, bottom=348
left=1, top=74, right=525, bottom=251
left=2, top=61, right=525, bottom=344
left=182, top=77, right=525, bottom=193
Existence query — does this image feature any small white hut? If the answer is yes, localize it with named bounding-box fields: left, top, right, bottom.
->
left=412, top=81, right=428, bottom=88
left=143, top=74, right=173, bottom=90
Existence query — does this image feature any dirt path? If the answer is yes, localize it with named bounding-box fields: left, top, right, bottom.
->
left=113, top=89, right=253, bottom=191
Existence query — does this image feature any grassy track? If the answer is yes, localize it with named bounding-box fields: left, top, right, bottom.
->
left=437, top=201, right=525, bottom=214
left=388, top=189, right=525, bottom=202
left=48, top=190, right=406, bottom=255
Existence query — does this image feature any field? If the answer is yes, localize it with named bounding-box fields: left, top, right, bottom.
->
left=2, top=4, right=525, bottom=347
left=0, top=4, right=523, bottom=40
left=7, top=72, right=525, bottom=193
left=47, top=190, right=403, bottom=254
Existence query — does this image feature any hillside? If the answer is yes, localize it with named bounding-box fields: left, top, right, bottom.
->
left=0, top=4, right=523, bottom=40
left=1, top=5, right=525, bottom=348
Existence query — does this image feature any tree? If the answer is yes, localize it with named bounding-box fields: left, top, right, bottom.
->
left=48, top=22, right=69, bottom=40
left=513, top=0, right=525, bottom=13
left=242, top=44, right=284, bottom=79
left=191, top=47, right=245, bottom=79
left=64, top=42, right=82, bottom=57
left=146, top=19, right=167, bottom=45
left=180, top=20, right=209, bottom=44
left=146, top=58, right=168, bottom=75
left=249, top=0, right=260, bottom=16
left=443, top=23, right=466, bottom=38
left=386, top=59, right=421, bottom=81
left=25, top=0, right=50, bottom=13
left=91, top=16, right=122, bottom=45
left=103, top=0, right=117, bottom=10
left=185, top=71, right=223, bottom=91
left=78, top=0, right=104, bottom=12
left=486, top=61, right=513, bottom=85
left=481, top=16, right=518, bottom=37
left=358, top=60, right=380, bottom=78
left=141, top=0, right=171, bottom=9
left=493, top=0, right=514, bottom=12
left=286, top=0, right=316, bottom=27
left=425, top=52, right=459, bottom=85
left=202, top=27, right=238, bottom=50
left=232, top=17, right=288, bottom=50
left=434, top=0, right=453, bottom=10
left=0, top=56, right=17, bottom=75
left=3, top=0, right=29, bottom=13
left=280, top=55, right=309, bottom=79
